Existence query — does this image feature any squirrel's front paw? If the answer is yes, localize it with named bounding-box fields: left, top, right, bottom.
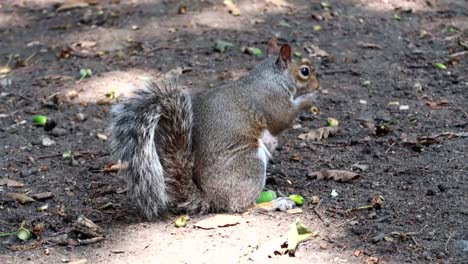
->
left=271, top=197, right=296, bottom=211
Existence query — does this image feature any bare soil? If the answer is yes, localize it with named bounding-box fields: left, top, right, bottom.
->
left=0, top=0, right=467, bottom=263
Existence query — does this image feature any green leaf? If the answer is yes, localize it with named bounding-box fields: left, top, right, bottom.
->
left=447, top=26, right=459, bottom=33
left=393, top=14, right=401, bottom=21
left=106, top=90, right=116, bottom=99
left=434, top=62, right=446, bottom=70
left=293, top=51, right=302, bottom=58
left=86, top=69, right=92, bottom=77
left=214, top=40, right=234, bottom=53
left=174, top=216, right=188, bottom=228
left=361, top=80, right=371, bottom=87
left=313, top=25, right=322, bottom=31
left=32, top=115, right=47, bottom=126
left=250, top=47, right=262, bottom=56
left=62, top=150, right=73, bottom=160
left=288, top=194, right=305, bottom=206
left=287, top=219, right=313, bottom=253
left=17, top=227, right=31, bottom=241
left=79, top=69, right=87, bottom=79
left=256, top=190, right=277, bottom=204
left=326, top=117, right=339, bottom=127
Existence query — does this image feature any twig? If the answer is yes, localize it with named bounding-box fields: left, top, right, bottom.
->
left=336, top=216, right=357, bottom=227
left=411, top=236, right=421, bottom=248
left=449, top=50, right=468, bottom=59
left=445, top=232, right=454, bottom=254
left=77, top=236, right=105, bottom=245
left=385, top=142, right=396, bottom=154
left=23, top=52, right=37, bottom=64
left=312, top=200, right=330, bottom=227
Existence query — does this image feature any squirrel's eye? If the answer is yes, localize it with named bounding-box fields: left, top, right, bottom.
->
left=299, top=66, right=310, bottom=77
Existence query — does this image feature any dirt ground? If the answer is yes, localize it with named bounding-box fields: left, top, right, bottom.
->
left=1, top=0, right=467, bottom=263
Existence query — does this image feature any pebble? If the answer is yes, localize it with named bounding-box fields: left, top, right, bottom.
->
left=49, top=127, right=68, bottom=137
left=76, top=113, right=87, bottom=121
left=41, top=137, right=56, bottom=147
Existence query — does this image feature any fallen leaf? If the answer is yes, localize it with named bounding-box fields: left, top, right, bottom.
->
left=32, top=223, right=45, bottom=236
left=0, top=178, right=25, bottom=188
left=223, top=0, right=240, bottom=16
left=425, top=99, right=449, bottom=110
left=174, top=216, right=188, bottom=228
left=7, top=193, right=36, bottom=204
left=73, top=215, right=103, bottom=238
left=354, top=249, right=362, bottom=257
left=288, top=218, right=313, bottom=255
left=194, top=214, right=245, bottom=229
left=308, top=170, right=360, bottom=182
left=298, top=126, right=339, bottom=141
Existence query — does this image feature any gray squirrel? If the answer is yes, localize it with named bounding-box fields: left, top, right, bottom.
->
left=109, top=39, right=320, bottom=219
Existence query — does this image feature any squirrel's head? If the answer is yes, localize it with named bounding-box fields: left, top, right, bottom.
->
left=267, top=38, right=320, bottom=97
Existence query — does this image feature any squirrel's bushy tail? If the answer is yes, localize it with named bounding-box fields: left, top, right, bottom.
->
left=109, top=79, right=205, bottom=219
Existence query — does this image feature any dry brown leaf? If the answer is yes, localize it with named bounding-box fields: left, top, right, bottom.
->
left=425, top=99, right=449, bottom=110
left=0, top=178, right=25, bottom=188
left=194, top=214, right=245, bottom=229
left=7, top=193, right=36, bottom=204
left=308, top=170, right=360, bottom=182
left=223, top=0, right=240, bottom=16
left=298, top=126, right=339, bottom=141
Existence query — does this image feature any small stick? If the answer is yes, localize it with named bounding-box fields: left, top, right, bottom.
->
left=336, top=216, right=357, bottom=227
left=445, top=232, right=454, bottom=254
left=385, top=142, right=396, bottom=154
left=312, top=200, right=330, bottom=227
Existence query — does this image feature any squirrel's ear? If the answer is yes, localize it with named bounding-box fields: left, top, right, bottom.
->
left=267, top=38, right=279, bottom=56
left=276, top=44, right=292, bottom=70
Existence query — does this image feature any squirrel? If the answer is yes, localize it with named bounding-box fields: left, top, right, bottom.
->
left=109, top=39, right=320, bottom=219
